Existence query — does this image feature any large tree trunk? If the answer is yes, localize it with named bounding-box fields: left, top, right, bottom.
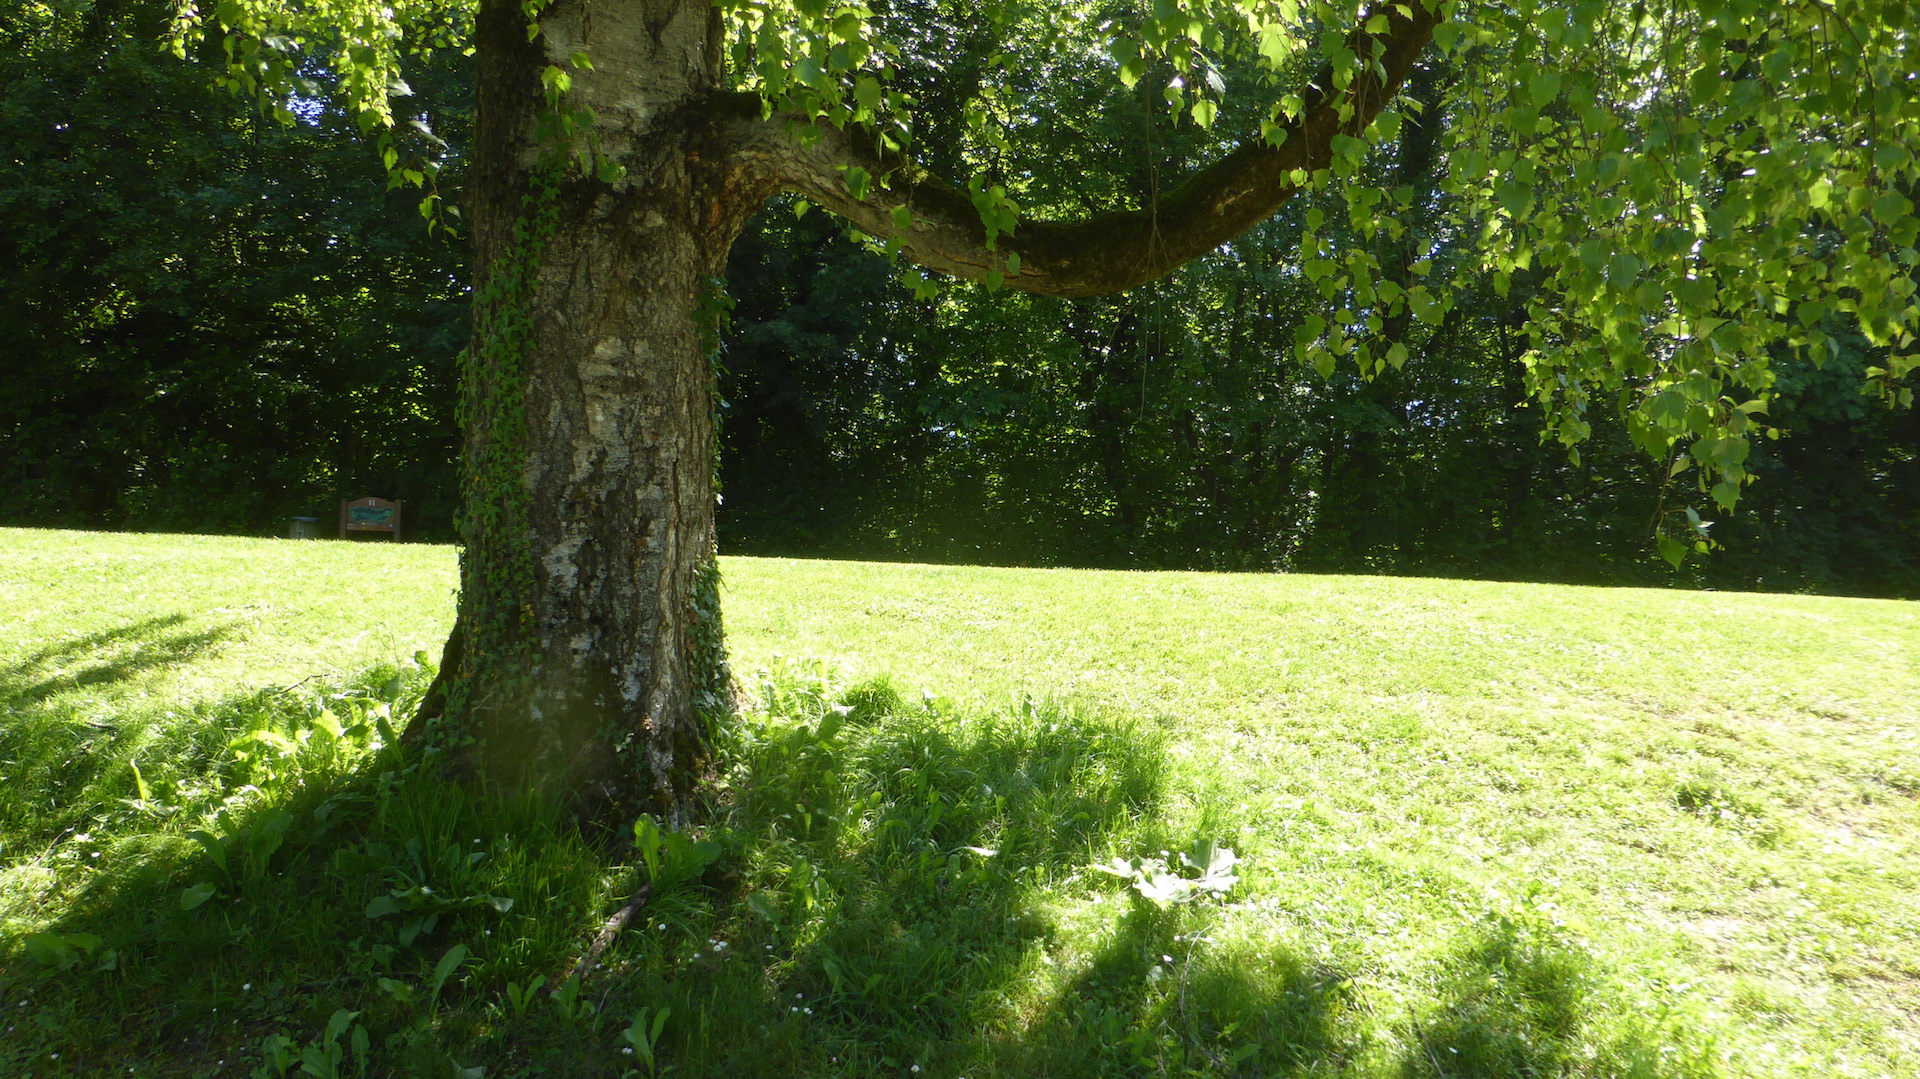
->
left=412, top=0, right=757, bottom=822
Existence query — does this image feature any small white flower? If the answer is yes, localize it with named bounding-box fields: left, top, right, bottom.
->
left=911, top=1066, right=920, bottom=1073
left=242, top=983, right=251, bottom=991
left=623, top=1048, right=634, bottom=1055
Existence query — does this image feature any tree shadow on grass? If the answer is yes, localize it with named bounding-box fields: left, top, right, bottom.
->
left=1398, top=911, right=1718, bottom=1079
left=0, top=613, right=235, bottom=708
left=0, top=615, right=243, bottom=849
left=7, top=669, right=1366, bottom=1079
left=1399, top=911, right=1589, bottom=1079
left=0, top=661, right=576, bottom=1078
left=984, top=899, right=1355, bottom=1078
left=491, top=682, right=1174, bottom=1078
left=612, top=676, right=1360, bottom=1079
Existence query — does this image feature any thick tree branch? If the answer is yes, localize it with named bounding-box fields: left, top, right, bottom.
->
left=726, top=1, right=1444, bottom=299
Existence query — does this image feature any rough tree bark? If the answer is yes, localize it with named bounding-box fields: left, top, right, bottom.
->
left=410, top=0, right=766, bottom=820
left=413, top=0, right=1443, bottom=822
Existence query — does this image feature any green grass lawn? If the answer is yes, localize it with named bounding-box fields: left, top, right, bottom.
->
left=2, top=527, right=1917, bottom=1078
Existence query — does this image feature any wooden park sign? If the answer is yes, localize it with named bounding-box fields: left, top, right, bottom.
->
left=340, top=496, right=403, bottom=541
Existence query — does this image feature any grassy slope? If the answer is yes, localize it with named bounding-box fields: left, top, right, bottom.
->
left=0, top=528, right=457, bottom=697
left=2, top=529, right=1917, bottom=1078
left=721, top=552, right=1920, bottom=1059
left=726, top=558, right=1920, bottom=1073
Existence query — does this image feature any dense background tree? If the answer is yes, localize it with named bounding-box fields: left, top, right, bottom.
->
left=0, top=0, right=469, bottom=538
left=9, top=2, right=1908, bottom=591
left=716, top=207, right=1918, bottom=596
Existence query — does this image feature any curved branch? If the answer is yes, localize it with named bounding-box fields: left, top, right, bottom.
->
left=725, top=1, right=1444, bottom=299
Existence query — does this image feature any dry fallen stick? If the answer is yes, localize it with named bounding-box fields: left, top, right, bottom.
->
left=563, top=881, right=654, bottom=984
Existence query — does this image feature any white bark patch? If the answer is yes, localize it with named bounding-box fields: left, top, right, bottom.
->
left=572, top=437, right=628, bottom=483
left=581, top=337, right=626, bottom=379
left=584, top=398, right=619, bottom=440
left=543, top=534, right=585, bottom=590
left=538, top=3, right=687, bottom=154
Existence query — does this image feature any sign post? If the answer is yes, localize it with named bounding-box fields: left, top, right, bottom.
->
left=340, top=497, right=403, bottom=541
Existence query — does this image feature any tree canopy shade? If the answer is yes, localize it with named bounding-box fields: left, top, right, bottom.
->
left=168, top=0, right=1920, bottom=818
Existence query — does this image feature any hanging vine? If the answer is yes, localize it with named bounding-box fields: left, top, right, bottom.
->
left=441, top=153, right=564, bottom=733
left=691, top=276, right=739, bottom=729
left=424, top=1, right=612, bottom=742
